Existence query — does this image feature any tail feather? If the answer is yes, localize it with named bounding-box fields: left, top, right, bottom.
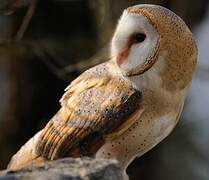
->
left=8, top=130, right=47, bottom=170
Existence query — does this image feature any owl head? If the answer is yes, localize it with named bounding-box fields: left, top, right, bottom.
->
left=111, top=4, right=197, bottom=91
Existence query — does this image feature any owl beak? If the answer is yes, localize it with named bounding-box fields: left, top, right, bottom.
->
left=116, top=48, right=130, bottom=67
left=115, top=35, right=160, bottom=77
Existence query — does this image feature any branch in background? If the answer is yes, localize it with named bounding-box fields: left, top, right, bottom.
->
left=0, top=0, right=30, bottom=15
left=15, top=0, right=37, bottom=41
left=0, top=0, right=108, bottom=79
left=27, top=42, right=110, bottom=81
left=0, top=0, right=37, bottom=41
left=52, top=45, right=110, bottom=77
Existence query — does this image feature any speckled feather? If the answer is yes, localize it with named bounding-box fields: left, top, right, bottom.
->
left=36, top=61, right=142, bottom=160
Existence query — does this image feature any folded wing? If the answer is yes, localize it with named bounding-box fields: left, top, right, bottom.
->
left=36, top=62, right=142, bottom=160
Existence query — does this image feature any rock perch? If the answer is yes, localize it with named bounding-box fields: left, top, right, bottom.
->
left=0, top=158, right=123, bottom=180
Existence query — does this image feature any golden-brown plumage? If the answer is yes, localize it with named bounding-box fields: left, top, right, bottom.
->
left=37, top=62, right=142, bottom=160
left=8, top=5, right=197, bottom=180
left=8, top=61, right=143, bottom=169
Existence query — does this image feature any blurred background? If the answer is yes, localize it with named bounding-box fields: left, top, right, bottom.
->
left=0, top=0, right=208, bottom=179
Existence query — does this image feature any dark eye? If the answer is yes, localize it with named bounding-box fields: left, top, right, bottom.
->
left=135, top=33, right=146, bottom=43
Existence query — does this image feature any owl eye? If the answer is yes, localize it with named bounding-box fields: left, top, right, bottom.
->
left=135, top=33, right=146, bottom=43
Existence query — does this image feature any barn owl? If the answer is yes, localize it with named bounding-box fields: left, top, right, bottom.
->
left=8, top=4, right=197, bottom=179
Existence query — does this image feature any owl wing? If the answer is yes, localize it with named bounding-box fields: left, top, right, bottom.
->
left=36, top=62, right=142, bottom=160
